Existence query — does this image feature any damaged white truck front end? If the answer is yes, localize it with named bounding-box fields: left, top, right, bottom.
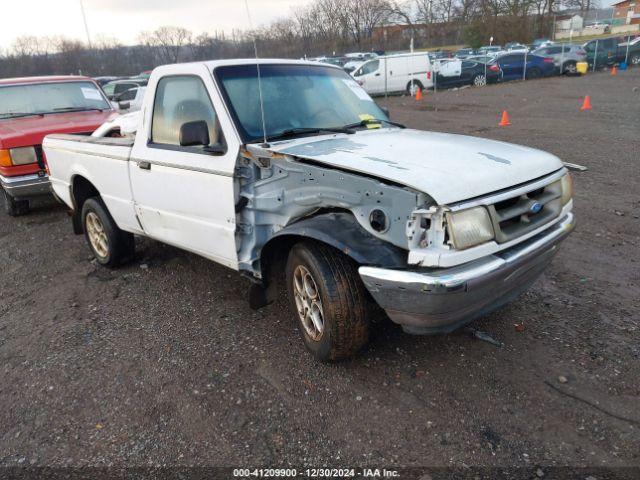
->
left=239, top=129, right=574, bottom=336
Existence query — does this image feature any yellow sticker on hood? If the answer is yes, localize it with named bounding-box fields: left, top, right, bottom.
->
left=359, top=113, right=381, bottom=129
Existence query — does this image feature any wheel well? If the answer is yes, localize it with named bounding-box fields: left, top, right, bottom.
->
left=71, top=176, right=100, bottom=234
left=248, top=211, right=408, bottom=310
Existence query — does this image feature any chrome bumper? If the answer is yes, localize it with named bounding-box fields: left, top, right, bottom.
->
left=0, top=173, right=51, bottom=200
left=359, top=213, right=575, bottom=334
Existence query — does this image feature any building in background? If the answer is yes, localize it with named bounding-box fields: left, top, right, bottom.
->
left=555, top=14, right=584, bottom=34
left=612, top=0, right=640, bottom=25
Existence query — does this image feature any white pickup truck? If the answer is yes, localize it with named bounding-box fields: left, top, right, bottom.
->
left=44, top=59, right=575, bottom=361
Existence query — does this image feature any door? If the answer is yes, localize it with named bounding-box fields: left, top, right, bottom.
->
left=129, top=72, right=240, bottom=269
left=499, top=54, right=524, bottom=80
left=459, top=61, right=476, bottom=84
left=435, top=59, right=462, bottom=87
left=354, top=59, right=383, bottom=94
left=385, top=57, right=405, bottom=92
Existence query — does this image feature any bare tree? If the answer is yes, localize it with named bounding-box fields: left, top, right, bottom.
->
left=139, top=26, right=192, bottom=64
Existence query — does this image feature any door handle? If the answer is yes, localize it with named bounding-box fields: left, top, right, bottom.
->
left=138, top=161, right=151, bottom=170
left=375, top=73, right=381, bottom=76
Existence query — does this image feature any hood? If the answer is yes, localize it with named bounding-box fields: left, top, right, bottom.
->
left=272, top=128, right=564, bottom=205
left=0, top=110, right=116, bottom=149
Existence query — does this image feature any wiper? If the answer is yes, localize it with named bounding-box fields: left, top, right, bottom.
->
left=264, top=126, right=355, bottom=143
left=0, top=112, right=45, bottom=119
left=50, top=107, right=104, bottom=113
left=341, top=118, right=406, bottom=130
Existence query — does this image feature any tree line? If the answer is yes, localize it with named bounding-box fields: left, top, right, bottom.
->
left=0, top=0, right=589, bottom=78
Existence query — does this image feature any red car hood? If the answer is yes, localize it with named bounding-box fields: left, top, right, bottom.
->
left=0, top=110, right=116, bottom=149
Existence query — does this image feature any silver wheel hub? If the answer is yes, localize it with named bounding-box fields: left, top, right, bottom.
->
left=474, top=75, right=486, bottom=86
left=293, top=265, right=324, bottom=341
left=86, top=211, right=109, bottom=258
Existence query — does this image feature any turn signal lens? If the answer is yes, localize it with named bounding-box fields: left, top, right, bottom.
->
left=561, top=173, right=574, bottom=206
left=0, top=149, right=12, bottom=167
left=446, top=207, right=495, bottom=250
left=9, top=146, right=37, bottom=166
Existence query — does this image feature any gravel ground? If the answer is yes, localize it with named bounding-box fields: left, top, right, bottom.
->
left=0, top=69, right=639, bottom=472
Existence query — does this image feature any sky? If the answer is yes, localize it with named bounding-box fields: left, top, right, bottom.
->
left=3, top=0, right=619, bottom=51
left=1, top=0, right=314, bottom=50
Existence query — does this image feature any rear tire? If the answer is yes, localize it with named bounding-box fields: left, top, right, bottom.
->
left=286, top=242, right=371, bottom=361
left=471, top=73, right=487, bottom=86
left=630, top=54, right=640, bottom=66
left=81, top=197, right=134, bottom=268
left=2, top=189, right=29, bottom=216
left=406, top=80, right=424, bottom=96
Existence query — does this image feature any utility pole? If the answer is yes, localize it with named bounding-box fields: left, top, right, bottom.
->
left=79, top=0, right=92, bottom=49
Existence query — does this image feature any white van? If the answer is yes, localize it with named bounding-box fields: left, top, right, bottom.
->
left=351, top=53, right=433, bottom=95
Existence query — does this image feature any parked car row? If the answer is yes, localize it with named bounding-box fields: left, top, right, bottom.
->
left=349, top=34, right=640, bottom=97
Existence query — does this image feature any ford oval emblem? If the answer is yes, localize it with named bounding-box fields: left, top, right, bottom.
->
left=530, top=202, right=543, bottom=214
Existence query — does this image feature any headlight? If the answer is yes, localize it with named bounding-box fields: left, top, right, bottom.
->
left=446, top=206, right=495, bottom=250
left=560, top=173, right=573, bottom=206
left=9, top=146, right=38, bottom=166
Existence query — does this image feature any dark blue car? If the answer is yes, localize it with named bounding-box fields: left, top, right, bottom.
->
left=491, top=53, right=556, bottom=81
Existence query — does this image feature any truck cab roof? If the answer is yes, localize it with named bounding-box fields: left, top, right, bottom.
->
left=0, top=75, right=95, bottom=86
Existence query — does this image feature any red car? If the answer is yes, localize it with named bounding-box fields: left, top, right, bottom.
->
left=0, top=76, right=116, bottom=216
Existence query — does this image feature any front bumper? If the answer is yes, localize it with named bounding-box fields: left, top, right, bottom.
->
left=0, top=173, right=51, bottom=200
left=359, top=212, right=575, bottom=334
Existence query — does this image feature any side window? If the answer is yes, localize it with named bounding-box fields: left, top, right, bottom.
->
left=360, top=60, right=380, bottom=75
left=119, top=88, right=137, bottom=101
left=151, top=75, right=225, bottom=149
left=114, top=83, right=133, bottom=95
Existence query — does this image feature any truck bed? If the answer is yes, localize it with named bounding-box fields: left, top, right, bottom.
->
left=43, top=133, right=141, bottom=234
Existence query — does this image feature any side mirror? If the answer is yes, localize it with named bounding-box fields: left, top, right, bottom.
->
left=179, top=120, right=210, bottom=147
left=118, top=101, right=130, bottom=110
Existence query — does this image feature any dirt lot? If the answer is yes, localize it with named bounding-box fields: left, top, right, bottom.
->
left=1, top=70, right=639, bottom=473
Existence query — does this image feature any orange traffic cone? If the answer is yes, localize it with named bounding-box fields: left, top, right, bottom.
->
left=415, top=88, right=423, bottom=101
left=499, top=110, right=511, bottom=126
left=580, top=95, right=592, bottom=111
left=611, top=66, right=617, bottom=76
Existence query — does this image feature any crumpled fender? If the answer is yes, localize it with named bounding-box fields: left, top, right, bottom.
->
left=268, top=211, right=408, bottom=268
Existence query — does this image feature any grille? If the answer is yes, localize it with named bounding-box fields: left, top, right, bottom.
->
left=487, top=179, right=562, bottom=243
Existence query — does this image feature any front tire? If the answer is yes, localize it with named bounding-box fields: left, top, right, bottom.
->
left=81, top=197, right=134, bottom=267
left=286, top=242, right=370, bottom=361
left=2, top=189, right=29, bottom=216
left=630, top=54, right=640, bottom=66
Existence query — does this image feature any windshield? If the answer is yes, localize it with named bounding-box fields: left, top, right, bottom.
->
left=214, top=64, right=388, bottom=143
left=0, top=81, right=110, bottom=119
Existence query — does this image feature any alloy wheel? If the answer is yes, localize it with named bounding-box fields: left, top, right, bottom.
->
left=292, top=264, right=324, bottom=341
left=474, top=74, right=486, bottom=86
left=86, top=211, right=109, bottom=258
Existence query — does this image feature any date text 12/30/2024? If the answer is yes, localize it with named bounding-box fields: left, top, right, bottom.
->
left=233, top=468, right=401, bottom=478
